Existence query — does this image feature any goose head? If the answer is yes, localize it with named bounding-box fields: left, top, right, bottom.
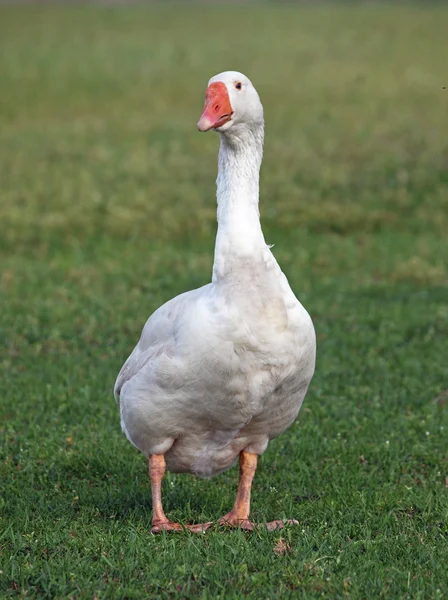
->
left=197, top=71, right=263, bottom=135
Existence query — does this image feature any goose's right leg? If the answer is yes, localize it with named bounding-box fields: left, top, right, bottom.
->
left=219, top=451, right=299, bottom=531
left=149, top=454, right=212, bottom=533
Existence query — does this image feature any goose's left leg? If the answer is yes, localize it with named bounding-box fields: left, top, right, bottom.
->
left=219, top=451, right=299, bottom=531
left=150, top=454, right=212, bottom=533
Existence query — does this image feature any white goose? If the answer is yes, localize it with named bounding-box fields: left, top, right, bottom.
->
left=114, top=71, right=316, bottom=532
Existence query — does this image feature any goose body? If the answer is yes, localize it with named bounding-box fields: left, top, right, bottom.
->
left=114, top=71, right=316, bottom=530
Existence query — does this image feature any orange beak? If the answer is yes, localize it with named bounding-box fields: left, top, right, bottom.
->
left=197, top=82, right=233, bottom=132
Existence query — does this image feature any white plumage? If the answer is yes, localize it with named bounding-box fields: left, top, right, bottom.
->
left=114, top=71, right=316, bottom=485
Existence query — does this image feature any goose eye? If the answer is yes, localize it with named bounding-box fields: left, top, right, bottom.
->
left=235, top=82, right=242, bottom=91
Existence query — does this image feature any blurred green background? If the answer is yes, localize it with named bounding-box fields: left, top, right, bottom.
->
left=1, top=3, right=447, bottom=599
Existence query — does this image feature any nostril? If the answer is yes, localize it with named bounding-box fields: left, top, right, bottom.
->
left=214, top=104, right=220, bottom=112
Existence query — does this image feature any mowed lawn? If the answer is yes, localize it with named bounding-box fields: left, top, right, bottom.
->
left=1, top=4, right=447, bottom=598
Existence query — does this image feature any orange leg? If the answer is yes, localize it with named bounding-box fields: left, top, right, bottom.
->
left=149, top=454, right=212, bottom=534
left=219, top=451, right=299, bottom=531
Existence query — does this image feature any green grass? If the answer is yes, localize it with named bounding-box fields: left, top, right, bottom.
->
left=1, top=3, right=447, bottom=598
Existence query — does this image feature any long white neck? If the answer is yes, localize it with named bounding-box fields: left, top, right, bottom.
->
left=212, top=124, right=267, bottom=281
